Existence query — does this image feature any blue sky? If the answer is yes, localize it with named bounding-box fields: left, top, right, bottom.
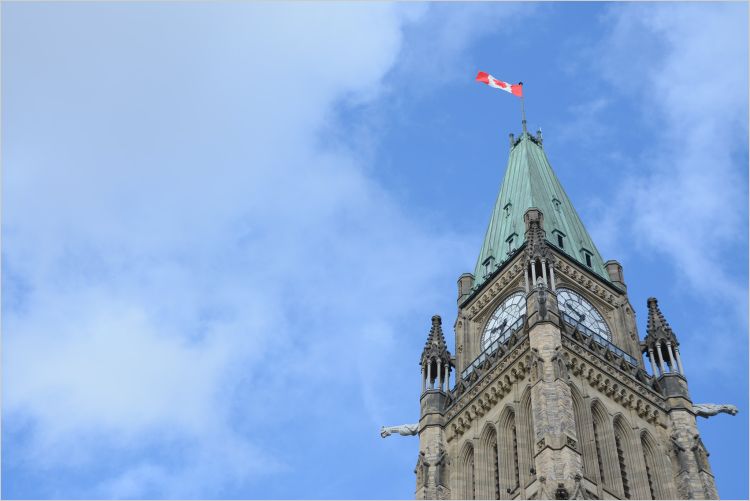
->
left=2, top=2, right=747, bottom=499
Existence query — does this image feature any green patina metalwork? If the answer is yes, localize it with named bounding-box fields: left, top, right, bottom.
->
left=473, top=131, right=608, bottom=287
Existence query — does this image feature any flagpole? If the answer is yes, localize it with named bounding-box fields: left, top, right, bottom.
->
left=519, top=82, right=527, bottom=134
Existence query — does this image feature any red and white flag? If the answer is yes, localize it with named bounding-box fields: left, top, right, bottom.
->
left=476, top=71, right=523, bottom=97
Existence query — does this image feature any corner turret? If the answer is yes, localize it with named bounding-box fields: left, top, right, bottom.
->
left=642, top=297, right=691, bottom=405
left=417, top=315, right=452, bottom=499
left=420, top=315, right=452, bottom=395
left=642, top=297, right=684, bottom=377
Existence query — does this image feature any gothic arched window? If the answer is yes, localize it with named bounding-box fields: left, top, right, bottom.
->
left=613, top=415, right=641, bottom=500
left=641, top=431, right=671, bottom=499
left=570, top=384, right=596, bottom=481
left=480, top=424, right=500, bottom=500
left=460, top=442, right=476, bottom=500
left=498, top=406, right=522, bottom=497
left=518, top=389, right=535, bottom=493
left=591, top=401, right=619, bottom=494
left=614, top=427, right=631, bottom=498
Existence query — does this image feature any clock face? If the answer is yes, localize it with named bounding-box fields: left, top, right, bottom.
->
left=481, top=292, right=526, bottom=351
left=556, top=288, right=611, bottom=340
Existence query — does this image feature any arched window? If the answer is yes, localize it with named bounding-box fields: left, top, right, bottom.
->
left=641, top=431, right=669, bottom=499
left=460, top=442, right=476, bottom=500
left=613, top=415, right=642, bottom=500
left=480, top=425, right=500, bottom=499
left=591, top=401, right=619, bottom=494
left=592, top=411, right=607, bottom=485
left=614, top=427, right=630, bottom=498
left=518, top=389, right=535, bottom=492
left=570, top=384, right=596, bottom=481
left=498, top=407, right=521, bottom=496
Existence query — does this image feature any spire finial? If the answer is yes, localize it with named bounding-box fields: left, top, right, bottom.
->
left=421, top=314, right=450, bottom=365
left=519, top=82, right=527, bottom=134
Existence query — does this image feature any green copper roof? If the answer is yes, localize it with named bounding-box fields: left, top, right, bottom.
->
left=473, top=131, right=608, bottom=286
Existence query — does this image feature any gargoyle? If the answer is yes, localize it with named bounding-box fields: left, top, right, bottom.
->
left=693, top=403, right=738, bottom=418
left=381, top=423, right=419, bottom=438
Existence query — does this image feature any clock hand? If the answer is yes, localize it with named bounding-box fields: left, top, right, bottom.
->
left=567, top=304, right=586, bottom=322
left=491, top=319, right=508, bottom=334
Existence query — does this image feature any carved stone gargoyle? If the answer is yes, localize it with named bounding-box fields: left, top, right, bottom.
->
left=693, top=403, right=739, bottom=418
left=381, top=423, right=418, bottom=438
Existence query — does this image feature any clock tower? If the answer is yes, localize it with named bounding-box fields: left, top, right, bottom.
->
left=412, top=127, right=733, bottom=499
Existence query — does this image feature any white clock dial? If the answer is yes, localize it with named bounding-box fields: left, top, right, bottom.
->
left=556, top=288, right=611, bottom=340
left=481, top=292, right=526, bottom=351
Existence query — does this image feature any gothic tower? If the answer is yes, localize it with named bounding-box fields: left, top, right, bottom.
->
left=413, top=127, right=733, bottom=500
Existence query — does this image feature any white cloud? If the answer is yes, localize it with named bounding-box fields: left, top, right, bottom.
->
left=4, top=3, right=420, bottom=496
left=584, top=3, right=747, bottom=373
left=3, top=3, right=520, bottom=497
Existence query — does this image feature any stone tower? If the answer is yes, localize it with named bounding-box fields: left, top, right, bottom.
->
left=413, top=128, right=732, bottom=500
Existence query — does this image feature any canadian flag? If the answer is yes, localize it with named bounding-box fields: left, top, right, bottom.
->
left=476, top=71, right=523, bottom=97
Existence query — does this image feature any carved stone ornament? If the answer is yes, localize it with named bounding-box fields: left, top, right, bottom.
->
left=562, top=337, right=666, bottom=425
left=565, top=435, right=577, bottom=450
left=467, top=261, right=524, bottom=318
left=551, top=346, right=568, bottom=380
left=555, top=261, right=616, bottom=306
left=435, top=446, right=449, bottom=487
left=670, top=433, right=690, bottom=472
left=381, top=423, right=418, bottom=438
left=554, top=483, right=570, bottom=500
left=414, top=451, right=426, bottom=488
left=691, top=434, right=711, bottom=472
left=530, top=347, right=545, bottom=384
left=445, top=339, right=530, bottom=440
left=537, top=475, right=551, bottom=500
left=693, top=403, right=739, bottom=418
left=570, top=474, right=586, bottom=500
left=537, top=278, right=548, bottom=319
left=537, top=437, right=546, bottom=452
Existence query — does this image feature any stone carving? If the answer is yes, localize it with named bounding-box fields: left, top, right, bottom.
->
left=570, top=474, right=586, bottom=500
left=381, top=423, right=418, bottom=438
left=670, top=433, right=689, bottom=472
left=562, top=337, right=667, bottom=424
left=554, top=483, right=569, bottom=500
left=556, top=262, right=616, bottom=306
left=415, top=451, right=427, bottom=488
left=691, top=434, right=712, bottom=472
left=565, top=435, right=577, bottom=450
left=551, top=346, right=568, bottom=380
left=537, top=475, right=551, bottom=500
left=693, top=403, right=739, bottom=418
left=445, top=338, right=529, bottom=428
left=537, top=278, right=548, bottom=320
left=530, top=347, right=545, bottom=383
left=635, top=368, right=651, bottom=385
left=435, top=447, right=449, bottom=487
left=467, top=259, right=524, bottom=318
left=537, top=437, right=546, bottom=452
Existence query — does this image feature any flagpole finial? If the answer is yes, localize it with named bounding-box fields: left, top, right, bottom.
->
left=519, top=82, right=527, bottom=134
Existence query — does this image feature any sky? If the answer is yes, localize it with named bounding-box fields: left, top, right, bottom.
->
left=2, top=2, right=748, bottom=499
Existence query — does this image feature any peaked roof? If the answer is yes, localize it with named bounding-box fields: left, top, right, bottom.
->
left=645, top=297, right=679, bottom=346
left=473, top=131, right=608, bottom=286
left=421, top=315, right=450, bottom=364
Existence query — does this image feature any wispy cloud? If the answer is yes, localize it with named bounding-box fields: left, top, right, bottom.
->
left=3, top=3, right=429, bottom=497
left=2, top=3, right=520, bottom=498
left=584, top=3, right=747, bottom=374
